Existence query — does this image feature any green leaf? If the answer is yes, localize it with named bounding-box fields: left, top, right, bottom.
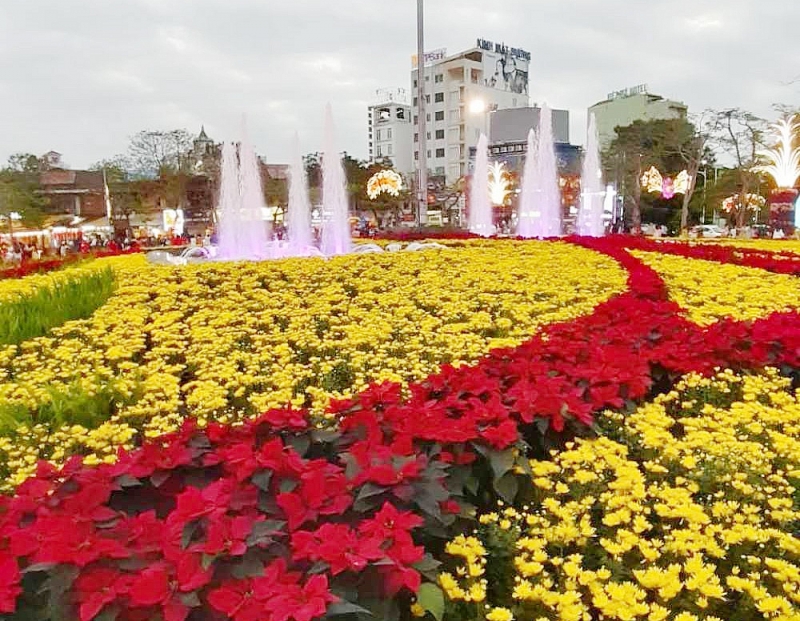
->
left=288, top=434, right=311, bottom=456
left=150, top=470, right=170, bottom=488
left=181, top=519, right=201, bottom=549
left=279, top=479, right=299, bottom=493
left=180, top=592, right=201, bottom=607
left=356, top=482, right=387, bottom=502
left=417, top=583, right=445, bottom=621
left=495, top=472, right=519, bottom=504
left=252, top=469, right=273, bottom=492
left=488, top=448, right=515, bottom=482
left=326, top=600, right=373, bottom=617
left=115, top=474, right=141, bottom=488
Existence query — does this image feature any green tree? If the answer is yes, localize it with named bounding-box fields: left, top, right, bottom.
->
left=6, top=153, right=41, bottom=174
left=604, top=118, right=703, bottom=233
left=0, top=170, right=47, bottom=243
left=90, top=160, right=151, bottom=234
left=708, top=109, right=767, bottom=228
left=125, top=129, right=194, bottom=179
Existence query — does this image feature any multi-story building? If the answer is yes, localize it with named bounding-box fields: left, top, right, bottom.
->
left=411, top=39, right=531, bottom=185
left=589, top=85, right=689, bottom=150
left=367, top=89, right=414, bottom=175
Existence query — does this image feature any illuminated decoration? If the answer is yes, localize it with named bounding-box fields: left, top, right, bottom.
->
left=488, top=162, right=511, bottom=205
left=721, top=194, right=766, bottom=214
left=641, top=166, right=690, bottom=199
left=162, top=209, right=185, bottom=235
left=756, top=116, right=800, bottom=189
left=366, top=170, right=403, bottom=200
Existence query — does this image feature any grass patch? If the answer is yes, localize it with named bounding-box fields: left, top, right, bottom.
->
left=0, top=267, right=116, bottom=345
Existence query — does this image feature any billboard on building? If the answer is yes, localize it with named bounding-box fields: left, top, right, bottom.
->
left=411, top=48, right=447, bottom=68
left=477, top=39, right=530, bottom=95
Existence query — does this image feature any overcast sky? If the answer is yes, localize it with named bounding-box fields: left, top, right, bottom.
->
left=0, top=0, right=797, bottom=169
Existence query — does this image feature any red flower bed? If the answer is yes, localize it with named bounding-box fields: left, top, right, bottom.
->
left=617, top=235, right=800, bottom=275
left=2, top=236, right=800, bottom=620
left=0, top=249, right=141, bottom=280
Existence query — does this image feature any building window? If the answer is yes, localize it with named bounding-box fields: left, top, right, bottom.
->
left=388, top=144, right=393, bottom=156
left=449, top=109, right=461, bottom=122
left=414, top=133, right=418, bottom=143
left=413, top=97, right=418, bottom=107
left=414, top=151, right=419, bottom=160
left=413, top=79, right=418, bottom=88
left=397, top=109, right=405, bottom=120
left=425, top=95, right=431, bottom=104
left=435, top=74, right=444, bottom=83
left=427, top=131, right=431, bottom=140
left=435, top=148, right=445, bottom=158
left=436, top=129, right=445, bottom=140
left=377, top=145, right=382, bottom=157
left=387, top=128, right=392, bottom=140
left=427, top=150, right=431, bottom=158
left=427, top=113, right=431, bottom=121
left=414, top=116, right=418, bottom=125
left=376, top=130, right=381, bottom=141
left=449, top=90, right=460, bottom=103
left=436, top=166, right=445, bottom=175
left=434, top=92, right=444, bottom=103
left=435, top=111, right=445, bottom=121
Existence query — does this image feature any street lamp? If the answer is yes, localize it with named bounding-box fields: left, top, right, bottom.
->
left=415, top=0, right=427, bottom=227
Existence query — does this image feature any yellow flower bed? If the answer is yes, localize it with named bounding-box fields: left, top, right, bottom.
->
left=440, top=369, right=800, bottom=621
left=0, top=255, right=133, bottom=303
left=634, top=251, right=800, bottom=326
left=0, top=240, right=627, bottom=488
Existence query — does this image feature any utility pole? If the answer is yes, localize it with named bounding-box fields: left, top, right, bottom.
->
left=416, top=0, right=428, bottom=226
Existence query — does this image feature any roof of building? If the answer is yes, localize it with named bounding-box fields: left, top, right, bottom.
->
left=39, top=169, right=104, bottom=192
left=197, top=125, right=210, bottom=141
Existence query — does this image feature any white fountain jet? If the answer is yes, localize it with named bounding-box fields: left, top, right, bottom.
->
left=321, top=104, right=352, bottom=256
left=517, top=105, right=562, bottom=238
left=576, top=113, right=606, bottom=237
left=286, top=132, right=314, bottom=256
left=216, top=127, right=272, bottom=261
left=469, top=133, right=494, bottom=236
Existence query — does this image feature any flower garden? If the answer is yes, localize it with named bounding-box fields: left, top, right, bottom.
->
left=1, top=237, right=800, bottom=621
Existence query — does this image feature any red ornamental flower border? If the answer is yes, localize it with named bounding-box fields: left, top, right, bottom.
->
left=617, top=235, right=800, bottom=275
left=0, top=249, right=142, bottom=281
left=1, top=237, right=800, bottom=620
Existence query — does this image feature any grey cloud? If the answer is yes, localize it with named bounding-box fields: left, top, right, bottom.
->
left=0, top=0, right=797, bottom=168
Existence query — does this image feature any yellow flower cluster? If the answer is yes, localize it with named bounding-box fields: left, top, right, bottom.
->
left=634, top=251, right=800, bottom=325
left=0, top=256, right=127, bottom=303
left=441, top=369, right=800, bottom=621
left=0, top=241, right=626, bottom=488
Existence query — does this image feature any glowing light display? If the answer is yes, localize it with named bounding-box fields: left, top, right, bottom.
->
left=721, top=194, right=766, bottom=214
left=641, top=166, right=690, bottom=199
left=756, top=116, right=800, bottom=189
left=488, top=162, right=511, bottom=205
left=366, top=170, right=403, bottom=200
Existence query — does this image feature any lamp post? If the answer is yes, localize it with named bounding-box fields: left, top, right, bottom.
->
left=697, top=167, right=708, bottom=224
left=415, top=0, right=427, bottom=227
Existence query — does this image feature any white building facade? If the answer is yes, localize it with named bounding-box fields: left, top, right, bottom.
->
left=367, top=89, right=414, bottom=175
left=589, top=85, right=689, bottom=150
left=411, top=39, right=531, bottom=185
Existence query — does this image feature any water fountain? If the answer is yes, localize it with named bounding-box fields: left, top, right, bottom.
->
left=517, top=105, right=562, bottom=238
left=286, top=133, right=314, bottom=256
left=216, top=138, right=272, bottom=261
left=320, top=105, right=352, bottom=256
left=469, top=133, right=494, bottom=236
left=576, top=114, right=606, bottom=237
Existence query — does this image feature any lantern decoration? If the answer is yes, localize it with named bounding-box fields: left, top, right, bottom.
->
left=367, top=170, right=403, bottom=200
left=641, top=166, right=691, bottom=199
left=488, top=162, right=511, bottom=206
left=721, top=194, right=766, bottom=214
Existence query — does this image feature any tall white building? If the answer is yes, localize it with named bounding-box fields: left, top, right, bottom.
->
left=589, top=85, right=689, bottom=150
left=412, top=39, right=531, bottom=185
left=367, top=89, right=414, bottom=175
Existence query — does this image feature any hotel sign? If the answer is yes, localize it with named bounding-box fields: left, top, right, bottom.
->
left=607, top=84, right=648, bottom=101
left=411, top=48, right=447, bottom=68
